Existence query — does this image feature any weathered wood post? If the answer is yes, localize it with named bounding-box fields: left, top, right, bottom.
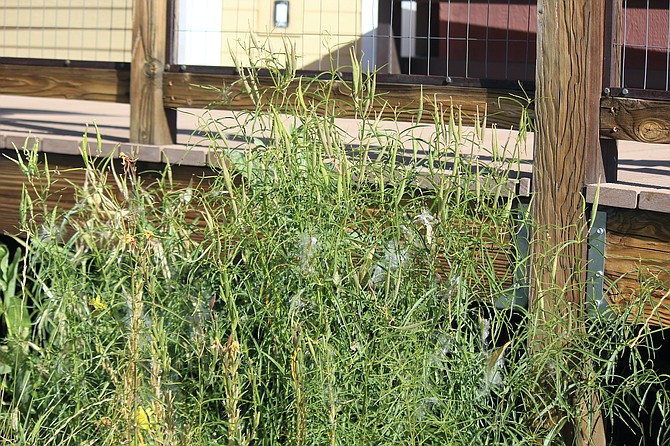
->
left=130, top=0, right=176, bottom=145
left=532, top=0, right=606, bottom=443
left=598, top=0, right=624, bottom=183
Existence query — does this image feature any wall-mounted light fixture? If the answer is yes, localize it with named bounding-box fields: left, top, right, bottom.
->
left=274, top=0, right=289, bottom=29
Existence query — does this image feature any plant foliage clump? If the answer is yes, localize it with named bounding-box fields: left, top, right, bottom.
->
left=0, top=46, right=668, bottom=445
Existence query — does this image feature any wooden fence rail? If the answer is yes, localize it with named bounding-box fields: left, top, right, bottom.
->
left=0, top=0, right=668, bottom=142
left=4, top=59, right=670, bottom=149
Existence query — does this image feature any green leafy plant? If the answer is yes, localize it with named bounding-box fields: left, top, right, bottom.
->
left=0, top=242, right=28, bottom=345
left=0, top=238, right=39, bottom=440
left=0, top=44, right=668, bottom=446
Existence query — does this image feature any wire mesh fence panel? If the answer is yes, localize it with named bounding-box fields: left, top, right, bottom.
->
left=618, top=0, right=670, bottom=91
left=0, top=0, right=133, bottom=62
left=173, top=0, right=537, bottom=82
left=174, top=0, right=367, bottom=73
left=436, top=0, right=536, bottom=81
left=6, top=1, right=670, bottom=90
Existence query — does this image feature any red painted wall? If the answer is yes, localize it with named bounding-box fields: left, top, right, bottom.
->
left=621, top=1, right=670, bottom=89
left=435, top=1, right=669, bottom=89
left=439, top=2, right=536, bottom=81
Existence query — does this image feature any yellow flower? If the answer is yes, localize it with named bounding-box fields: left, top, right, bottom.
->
left=135, top=406, right=154, bottom=431
left=229, top=340, right=241, bottom=355
left=89, top=296, right=107, bottom=312
left=122, top=233, right=137, bottom=248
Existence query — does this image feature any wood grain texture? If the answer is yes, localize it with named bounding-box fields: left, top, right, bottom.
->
left=0, top=150, right=214, bottom=235
left=603, top=0, right=623, bottom=89
left=585, top=0, right=608, bottom=185
left=0, top=64, right=130, bottom=102
left=598, top=0, right=623, bottom=185
left=585, top=183, right=638, bottom=209
left=639, top=191, right=670, bottom=214
left=0, top=151, right=87, bottom=236
left=532, top=3, right=607, bottom=441
left=601, top=96, right=670, bottom=144
left=531, top=0, right=604, bottom=308
left=130, top=0, right=174, bottom=145
left=0, top=63, right=532, bottom=131
left=605, top=209, right=670, bottom=326
left=163, top=72, right=531, bottom=128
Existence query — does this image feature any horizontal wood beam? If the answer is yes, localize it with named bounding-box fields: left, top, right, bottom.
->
left=0, top=64, right=130, bottom=102
left=606, top=208, right=670, bottom=327
left=601, top=96, right=670, bottom=144
left=5, top=63, right=670, bottom=146
left=163, top=71, right=532, bottom=128
left=0, top=63, right=533, bottom=129
left=7, top=63, right=670, bottom=147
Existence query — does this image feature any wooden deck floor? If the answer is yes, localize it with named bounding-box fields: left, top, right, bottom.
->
left=2, top=94, right=670, bottom=213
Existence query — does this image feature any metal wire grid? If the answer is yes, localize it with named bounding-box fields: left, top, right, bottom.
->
left=5, top=1, right=670, bottom=90
left=0, top=0, right=537, bottom=82
left=438, top=0, right=536, bottom=81
left=173, top=0, right=537, bottom=82
left=174, top=0, right=367, bottom=72
left=0, top=0, right=132, bottom=62
left=619, top=0, right=670, bottom=90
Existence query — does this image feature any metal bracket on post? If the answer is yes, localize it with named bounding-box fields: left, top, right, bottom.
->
left=495, top=201, right=529, bottom=310
left=587, top=210, right=611, bottom=318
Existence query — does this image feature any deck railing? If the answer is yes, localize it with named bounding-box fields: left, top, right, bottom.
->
left=0, top=0, right=668, bottom=176
left=3, top=1, right=669, bottom=89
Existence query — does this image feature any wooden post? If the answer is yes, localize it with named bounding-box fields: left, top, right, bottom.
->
left=603, top=0, right=623, bottom=89
left=584, top=0, right=608, bottom=185
left=533, top=2, right=606, bottom=300
left=130, top=0, right=176, bottom=145
left=166, top=0, right=179, bottom=67
left=532, top=0, right=606, bottom=444
left=599, top=0, right=624, bottom=183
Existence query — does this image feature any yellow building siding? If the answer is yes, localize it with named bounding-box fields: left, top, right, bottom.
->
left=1, top=0, right=364, bottom=69
left=0, top=0, right=132, bottom=61
left=221, top=0, right=363, bottom=71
